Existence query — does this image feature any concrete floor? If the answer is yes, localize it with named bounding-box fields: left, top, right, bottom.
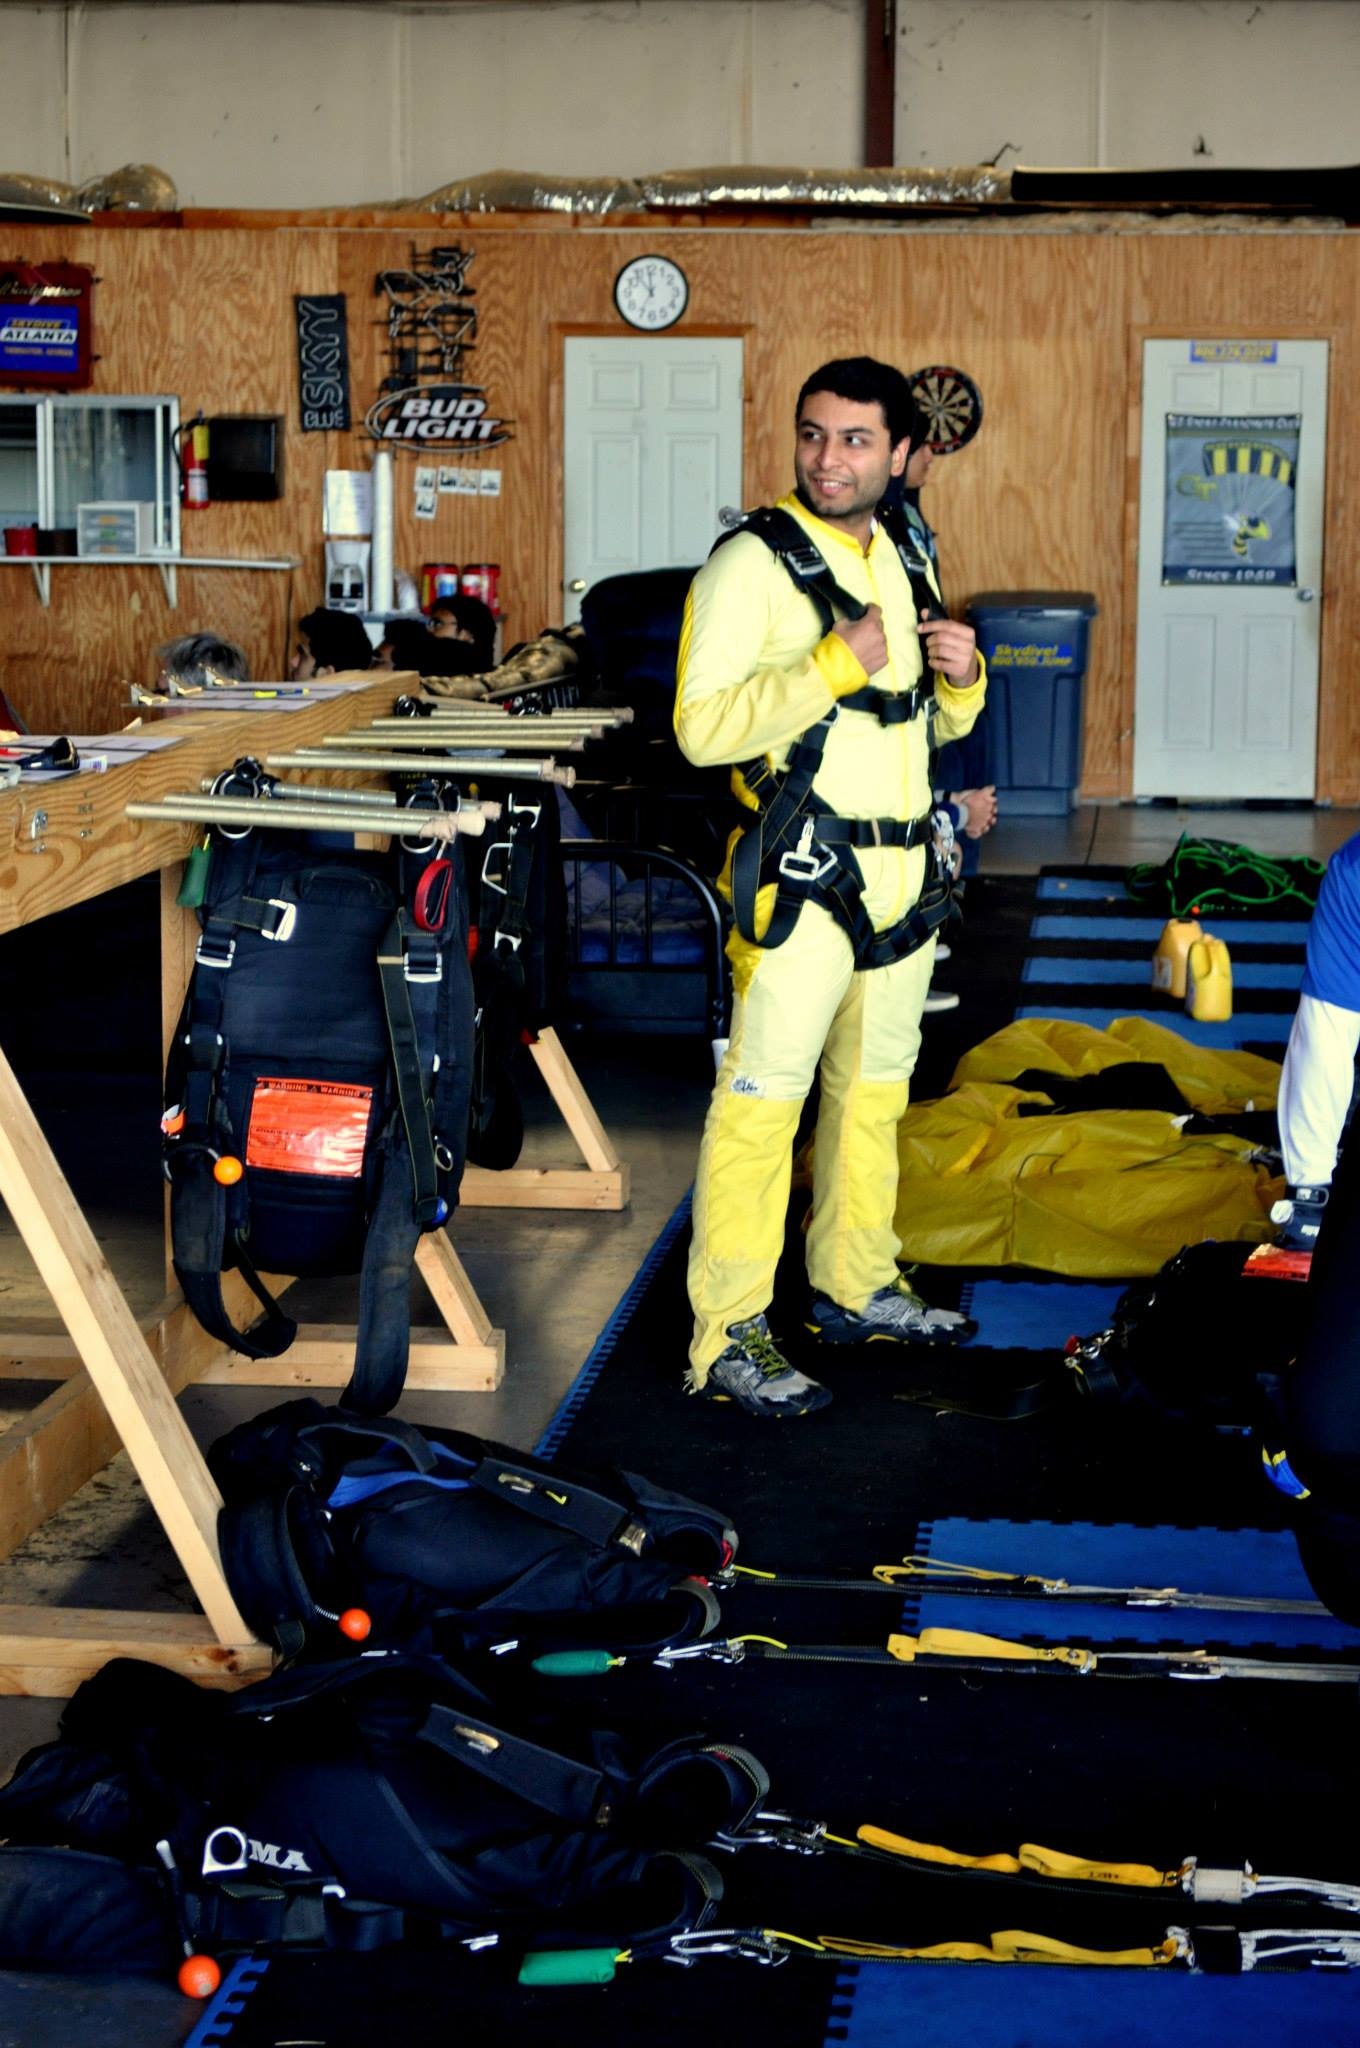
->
left=0, top=797, right=1353, bottom=2044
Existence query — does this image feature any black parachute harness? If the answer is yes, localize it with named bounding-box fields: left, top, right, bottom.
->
left=466, top=781, right=562, bottom=1169
left=162, top=758, right=474, bottom=1413
left=714, top=506, right=957, bottom=969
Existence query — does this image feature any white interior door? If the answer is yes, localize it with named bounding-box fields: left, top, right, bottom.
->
left=562, top=335, right=743, bottom=623
left=1133, top=339, right=1328, bottom=799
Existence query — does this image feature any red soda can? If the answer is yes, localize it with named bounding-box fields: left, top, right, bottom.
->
left=462, top=563, right=501, bottom=617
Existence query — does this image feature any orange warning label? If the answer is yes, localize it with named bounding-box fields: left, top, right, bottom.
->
left=1244, top=1243, right=1312, bottom=1284
left=245, top=1077, right=373, bottom=1177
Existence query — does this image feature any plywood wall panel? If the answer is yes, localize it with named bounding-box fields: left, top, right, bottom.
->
left=3, top=218, right=1357, bottom=802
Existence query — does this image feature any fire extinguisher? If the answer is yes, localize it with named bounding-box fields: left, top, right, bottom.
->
left=174, top=412, right=211, bottom=510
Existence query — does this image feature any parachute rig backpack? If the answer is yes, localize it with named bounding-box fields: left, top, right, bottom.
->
left=163, top=762, right=475, bottom=1414
left=208, top=1396, right=736, bottom=1664
left=0, top=1651, right=765, bottom=1973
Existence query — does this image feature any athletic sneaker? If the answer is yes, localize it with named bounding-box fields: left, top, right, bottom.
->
left=922, top=987, right=960, bottom=1014
left=686, top=1314, right=832, bottom=1417
left=807, top=1274, right=978, bottom=1347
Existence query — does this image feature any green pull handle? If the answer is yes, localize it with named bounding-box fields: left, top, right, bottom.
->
left=518, top=1947, right=619, bottom=1986
left=176, top=839, right=212, bottom=908
left=531, top=1649, right=617, bottom=1677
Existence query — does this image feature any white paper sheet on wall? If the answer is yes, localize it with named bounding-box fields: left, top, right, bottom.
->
left=324, top=470, right=373, bottom=536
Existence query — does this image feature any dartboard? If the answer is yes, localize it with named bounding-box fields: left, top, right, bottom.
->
left=907, top=364, right=984, bottom=454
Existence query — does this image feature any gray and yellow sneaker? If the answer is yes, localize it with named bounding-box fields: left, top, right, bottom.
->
left=686, top=1314, right=832, bottom=1418
left=807, top=1274, right=977, bottom=1347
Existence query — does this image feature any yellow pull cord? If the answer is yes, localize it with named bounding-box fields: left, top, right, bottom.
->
left=887, top=1628, right=1096, bottom=1673
left=727, top=1564, right=778, bottom=1581
left=873, top=1555, right=1066, bottom=1593
left=817, top=1929, right=1181, bottom=1968
left=857, top=1825, right=1179, bottom=1891
left=760, top=1928, right=827, bottom=1953
left=730, top=1633, right=789, bottom=1650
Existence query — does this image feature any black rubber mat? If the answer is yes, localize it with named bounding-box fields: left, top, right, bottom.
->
left=184, top=871, right=1360, bottom=2047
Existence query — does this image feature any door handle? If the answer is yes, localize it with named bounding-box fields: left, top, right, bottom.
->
left=1297, top=588, right=1317, bottom=602
left=567, top=578, right=586, bottom=593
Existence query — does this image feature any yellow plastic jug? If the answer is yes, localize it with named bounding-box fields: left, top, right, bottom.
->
left=1151, top=918, right=1204, bottom=999
left=1186, top=936, right=1233, bottom=1022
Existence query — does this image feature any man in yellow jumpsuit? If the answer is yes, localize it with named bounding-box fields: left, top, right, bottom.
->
left=675, top=357, right=987, bottom=1416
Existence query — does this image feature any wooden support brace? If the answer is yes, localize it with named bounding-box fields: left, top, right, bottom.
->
left=0, top=1607, right=272, bottom=1699
left=0, top=1041, right=258, bottom=1665
left=460, top=1026, right=630, bottom=1212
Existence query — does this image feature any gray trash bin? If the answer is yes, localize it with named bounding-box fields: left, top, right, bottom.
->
left=965, top=592, right=1099, bottom=815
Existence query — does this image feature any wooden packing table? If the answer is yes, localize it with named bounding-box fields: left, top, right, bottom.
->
left=0, top=670, right=517, bottom=1694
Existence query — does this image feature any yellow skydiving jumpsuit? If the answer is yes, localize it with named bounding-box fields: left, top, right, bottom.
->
left=675, top=492, right=987, bottom=1380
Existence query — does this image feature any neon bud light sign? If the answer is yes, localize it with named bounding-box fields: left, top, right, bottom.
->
left=365, top=383, right=511, bottom=448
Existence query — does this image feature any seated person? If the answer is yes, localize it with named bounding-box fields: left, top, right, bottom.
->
left=430, top=593, right=497, bottom=671
left=373, top=617, right=438, bottom=675
left=158, top=632, right=249, bottom=691
left=291, top=608, right=374, bottom=679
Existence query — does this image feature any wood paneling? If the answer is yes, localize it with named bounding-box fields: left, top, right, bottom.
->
left=4, top=215, right=1358, bottom=800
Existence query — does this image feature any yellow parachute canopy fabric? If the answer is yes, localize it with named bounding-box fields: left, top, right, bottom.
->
left=950, top=1016, right=1280, bottom=1113
left=893, top=1019, right=1282, bottom=1277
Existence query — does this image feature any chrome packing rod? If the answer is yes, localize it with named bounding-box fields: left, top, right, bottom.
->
left=127, top=794, right=484, bottom=839
left=374, top=720, right=606, bottom=745
left=203, top=776, right=503, bottom=821
left=410, top=704, right=633, bottom=726
left=317, top=730, right=585, bottom=755
left=264, top=749, right=575, bottom=786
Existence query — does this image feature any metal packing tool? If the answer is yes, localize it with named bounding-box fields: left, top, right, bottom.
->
left=316, top=730, right=585, bottom=754
left=372, top=715, right=611, bottom=738
left=197, top=776, right=503, bottom=822
left=264, top=750, right=576, bottom=786
left=127, top=793, right=485, bottom=839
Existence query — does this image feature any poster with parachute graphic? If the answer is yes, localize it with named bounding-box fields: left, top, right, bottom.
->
left=1162, top=414, right=1300, bottom=585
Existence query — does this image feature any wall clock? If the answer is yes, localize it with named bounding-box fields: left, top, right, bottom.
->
left=614, top=255, right=689, bottom=332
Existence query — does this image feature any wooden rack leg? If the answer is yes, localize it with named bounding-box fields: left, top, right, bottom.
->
left=0, top=1043, right=268, bottom=1694
left=460, top=1026, right=630, bottom=1211
left=203, top=1233, right=506, bottom=1393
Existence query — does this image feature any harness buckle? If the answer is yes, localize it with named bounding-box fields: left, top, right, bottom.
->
left=260, top=899, right=297, bottom=944
left=194, top=932, right=236, bottom=971
left=404, top=934, right=443, bottom=985
left=777, top=817, right=837, bottom=887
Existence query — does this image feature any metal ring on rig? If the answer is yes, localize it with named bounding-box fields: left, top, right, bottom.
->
left=907, top=364, right=984, bottom=454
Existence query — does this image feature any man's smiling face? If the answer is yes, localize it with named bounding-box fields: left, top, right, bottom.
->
left=794, top=392, right=908, bottom=541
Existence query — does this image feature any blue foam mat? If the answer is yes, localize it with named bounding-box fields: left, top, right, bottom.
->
left=1038, top=876, right=1139, bottom=902
left=914, top=1519, right=1360, bottom=1652
left=960, top=1279, right=1122, bottom=1350
left=1013, top=1005, right=1292, bottom=1047
left=1021, top=956, right=1302, bottom=990
left=184, top=1956, right=270, bottom=2048
left=1030, top=914, right=1311, bottom=945
left=831, top=1957, right=1360, bottom=2045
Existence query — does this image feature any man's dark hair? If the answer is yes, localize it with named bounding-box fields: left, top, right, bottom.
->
left=796, top=357, right=916, bottom=448
left=383, top=618, right=437, bottom=673
left=431, top=592, right=497, bottom=669
left=298, top=608, right=373, bottom=673
left=158, top=632, right=249, bottom=687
